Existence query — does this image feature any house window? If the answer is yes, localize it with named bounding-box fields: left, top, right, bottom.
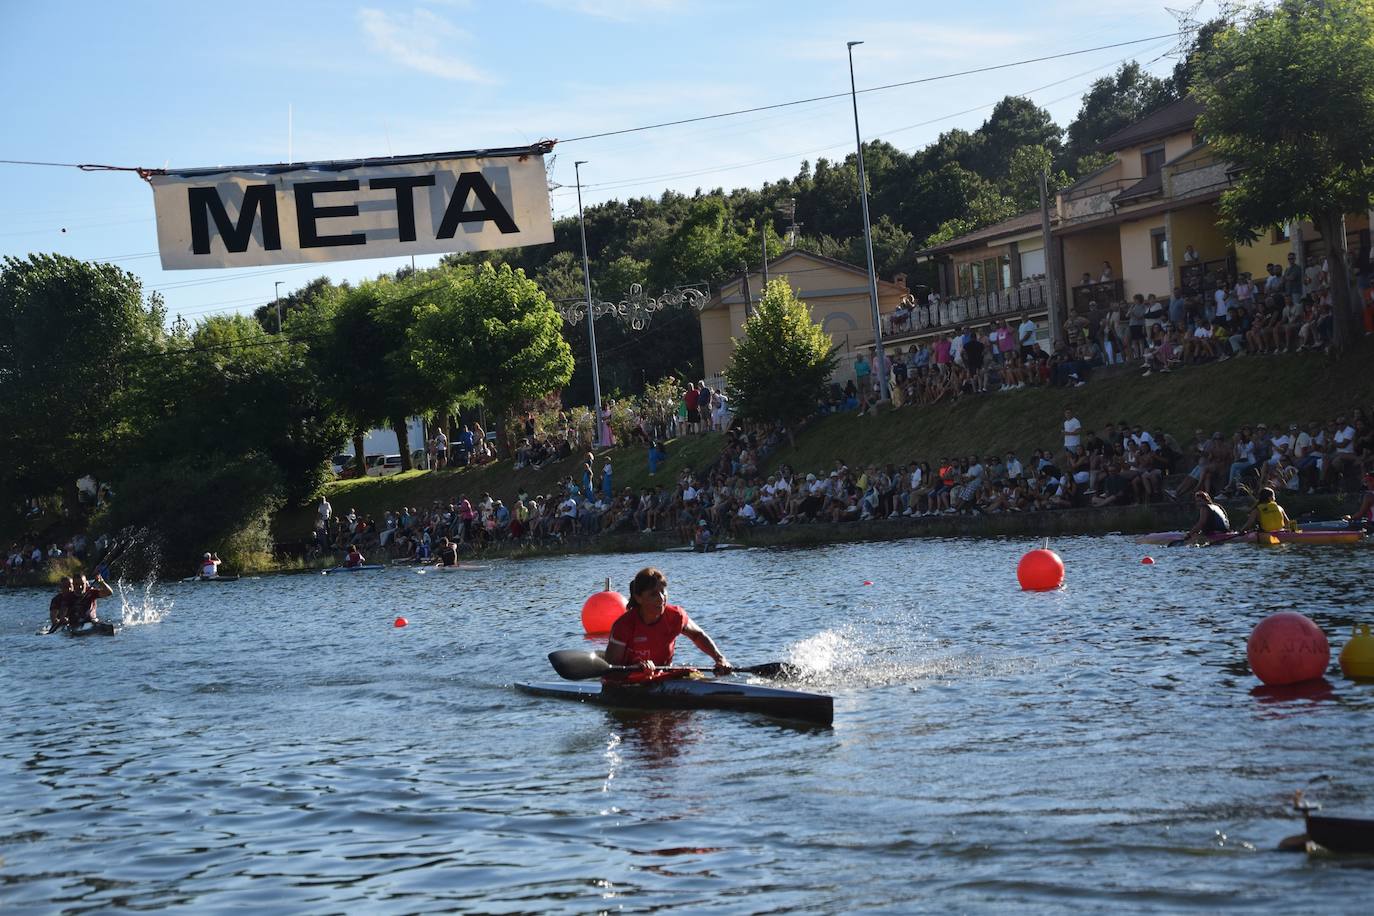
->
left=982, top=257, right=1001, bottom=291
left=1272, top=224, right=1292, bottom=244
left=957, top=262, right=971, bottom=296
left=971, top=261, right=985, bottom=292
left=1142, top=146, right=1166, bottom=177
left=1150, top=228, right=1168, bottom=268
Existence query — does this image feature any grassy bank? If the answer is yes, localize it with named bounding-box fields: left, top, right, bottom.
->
left=767, top=341, right=1374, bottom=476
left=273, top=341, right=1374, bottom=552
left=273, top=432, right=725, bottom=545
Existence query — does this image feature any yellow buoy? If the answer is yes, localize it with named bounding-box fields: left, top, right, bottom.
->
left=1338, top=624, right=1374, bottom=680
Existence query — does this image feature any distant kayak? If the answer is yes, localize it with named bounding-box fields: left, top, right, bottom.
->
left=1136, top=530, right=1364, bottom=546
left=323, top=565, right=385, bottom=574
left=181, top=575, right=241, bottom=582
left=415, top=564, right=490, bottom=573
left=664, top=543, right=748, bottom=553
left=516, top=677, right=832, bottom=726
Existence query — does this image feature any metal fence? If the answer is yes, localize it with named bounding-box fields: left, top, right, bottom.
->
left=883, top=279, right=1050, bottom=337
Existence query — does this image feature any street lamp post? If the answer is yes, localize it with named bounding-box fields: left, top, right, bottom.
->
left=274, top=281, right=284, bottom=333
left=846, top=40, right=889, bottom=401
left=574, top=161, right=605, bottom=446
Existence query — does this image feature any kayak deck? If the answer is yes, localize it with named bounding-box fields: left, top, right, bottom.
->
left=1136, top=530, right=1364, bottom=546
left=517, top=678, right=833, bottom=726
left=323, top=564, right=385, bottom=573
left=64, top=621, right=119, bottom=637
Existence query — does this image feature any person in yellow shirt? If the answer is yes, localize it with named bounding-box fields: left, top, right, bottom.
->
left=1239, top=487, right=1293, bottom=534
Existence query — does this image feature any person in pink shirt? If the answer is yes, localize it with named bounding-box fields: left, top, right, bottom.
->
left=934, top=334, right=952, bottom=367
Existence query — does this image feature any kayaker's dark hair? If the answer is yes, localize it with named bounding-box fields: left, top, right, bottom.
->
left=626, top=567, right=667, bottom=611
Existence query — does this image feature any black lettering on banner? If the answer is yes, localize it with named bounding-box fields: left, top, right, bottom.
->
left=294, top=180, right=366, bottom=248
left=188, top=185, right=281, bottom=254
left=437, top=172, right=520, bottom=238
left=368, top=175, right=436, bottom=242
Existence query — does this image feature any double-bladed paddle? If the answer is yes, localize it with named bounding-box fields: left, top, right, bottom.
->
left=547, top=650, right=799, bottom=681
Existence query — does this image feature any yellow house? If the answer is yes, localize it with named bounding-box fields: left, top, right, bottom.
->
left=923, top=97, right=1373, bottom=334
left=698, top=249, right=909, bottom=384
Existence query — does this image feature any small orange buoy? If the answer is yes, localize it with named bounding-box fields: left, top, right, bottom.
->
left=581, top=581, right=627, bottom=636
left=1142, top=556, right=1155, bottom=565
left=394, top=616, right=408, bottom=628
left=1017, top=548, right=1064, bottom=591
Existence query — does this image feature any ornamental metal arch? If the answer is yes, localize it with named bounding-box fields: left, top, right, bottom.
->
left=557, top=282, right=710, bottom=331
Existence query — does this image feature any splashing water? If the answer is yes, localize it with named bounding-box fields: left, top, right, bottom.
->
left=117, top=566, right=173, bottom=628
left=785, top=626, right=1043, bottom=690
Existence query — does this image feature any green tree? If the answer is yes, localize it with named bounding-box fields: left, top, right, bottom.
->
left=1193, top=0, right=1374, bottom=350
left=110, top=314, right=347, bottom=570
left=307, top=277, right=451, bottom=471
left=725, top=279, right=839, bottom=431
left=970, top=97, right=1063, bottom=183
left=0, top=254, right=165, bottom=524
left=1007, top=145, right=1072, bottom=212
left=410, top=263, right=574, bottom=455
left=1064, top=62, right=1175, bottom=171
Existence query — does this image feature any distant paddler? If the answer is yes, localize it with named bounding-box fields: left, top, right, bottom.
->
left=435, top=536, right=459, bottom=567
left=1349, top=473, right=1374, bottom=530
left=344, top=545, right=366, bottom=569
left=1238, top=487, right=1294, bottom=535
left=1173, top=490, right=1231, bottom=546
left=197, top=551, right=222, bottom=579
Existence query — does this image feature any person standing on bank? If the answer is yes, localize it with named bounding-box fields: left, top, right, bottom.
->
left=604, top=567, right=731, bottom=676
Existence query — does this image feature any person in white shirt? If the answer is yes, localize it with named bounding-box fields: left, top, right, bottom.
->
left=1005, top=452, right=1024, bottom=479
left=1063, top=409, right=1081, bottom=451
left=1018, top=316, right=1038, bottom=355
left=318, top=496, right=332, bottom=522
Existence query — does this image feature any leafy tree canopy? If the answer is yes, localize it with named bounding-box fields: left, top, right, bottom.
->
left=725, top=278, right=839, bottom=427
left=1193, top=0, right=1374, bottom=348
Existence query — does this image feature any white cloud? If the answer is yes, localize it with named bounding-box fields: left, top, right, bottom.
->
left=537, top=0, right=684, bottom=22
left=357, top=7, right=495, bottom=83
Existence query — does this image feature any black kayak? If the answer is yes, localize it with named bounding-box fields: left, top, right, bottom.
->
left=64, top=621, right=118, bottom=637
left=1304, top=812, right=1374, bottom=854
left=324, top=565, right=385, bottom=574
left=516, top=678, right=833, bottom=726
left=181, top=575, right=241, bottom=582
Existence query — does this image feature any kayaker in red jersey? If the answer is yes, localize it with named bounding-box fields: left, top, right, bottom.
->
left=605, top=567, right=731, bottom=676
left=344, top=545, right=365, bottom=568
left=68, top=573, right=114, bottom=628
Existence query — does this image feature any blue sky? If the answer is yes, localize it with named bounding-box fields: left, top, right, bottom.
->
left=0, top=0, right=1217, bottom=325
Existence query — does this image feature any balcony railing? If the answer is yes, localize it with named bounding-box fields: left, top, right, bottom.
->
left=1070, top=279, right=1125, bottom=312
left=883, top=278, right=1050, bottom=337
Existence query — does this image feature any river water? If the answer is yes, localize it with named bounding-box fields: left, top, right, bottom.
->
left=3, top=536, right=1373, bottom=913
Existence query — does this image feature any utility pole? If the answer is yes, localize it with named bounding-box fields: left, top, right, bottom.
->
left=740, top=262, right=754, bottom=319
left=761, top=231, right=769, bottom=287
left=574, top=161, right=604, bottom=446
left=274, top=281, right=284, bottom=333
left=1038, top=169, right=1063, bottom=347
left=846, top=41, right=889, bottom=401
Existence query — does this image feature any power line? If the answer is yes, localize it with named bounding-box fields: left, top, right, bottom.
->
left=556, top=30, right=1196, bottom=145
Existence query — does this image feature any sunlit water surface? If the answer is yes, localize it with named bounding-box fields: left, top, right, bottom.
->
left=4, top=536, right=1373, bottom=913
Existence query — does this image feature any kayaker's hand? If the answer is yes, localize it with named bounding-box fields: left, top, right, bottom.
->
left=713, top=658, right=732, bottom=675
left=638, top=660, right=656, bottom=673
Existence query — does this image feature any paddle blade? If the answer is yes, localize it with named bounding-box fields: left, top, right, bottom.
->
left=548, top=650, right=612, bottom=680
left=736, top=661, right=802, bottom=680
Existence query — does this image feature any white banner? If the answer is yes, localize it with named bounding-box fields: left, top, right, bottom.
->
left=149, top=148, right=554, bottom=269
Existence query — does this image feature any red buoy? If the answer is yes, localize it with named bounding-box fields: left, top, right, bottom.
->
left=1017, top=548, right=1064, bottom=591
left=1247, top=612, right=1329, bottom=686
left=581, top=588, right=627, bottom=636
left=863, top=580, right=873, bottom=586
left=394, top=616, right=408, bottom=628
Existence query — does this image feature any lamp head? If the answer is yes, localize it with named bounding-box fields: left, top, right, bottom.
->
left=847, top=41, right=863, bottom=48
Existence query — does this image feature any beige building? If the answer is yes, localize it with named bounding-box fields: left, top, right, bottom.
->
left=698, top=249, right=909, bottom=384
left=922, top=97, right=1373, bottom=337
